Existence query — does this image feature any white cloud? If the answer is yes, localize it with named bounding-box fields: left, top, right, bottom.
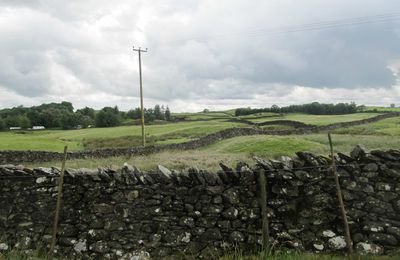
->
left=0, top=0, right=400, bottom=111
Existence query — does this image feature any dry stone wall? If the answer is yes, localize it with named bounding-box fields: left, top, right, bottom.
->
left=0, top=112, right=399, bottom=165
left=1, top=147, right=400, bottom=258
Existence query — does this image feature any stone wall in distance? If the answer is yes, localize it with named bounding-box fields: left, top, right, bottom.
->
left=0, top=112, right=399, bottom=165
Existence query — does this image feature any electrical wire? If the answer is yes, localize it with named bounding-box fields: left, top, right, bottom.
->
left=169, top=12, right=400, bottom=43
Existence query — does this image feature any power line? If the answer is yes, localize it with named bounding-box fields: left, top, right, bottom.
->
left=238, top=12, right=400, bottom=36
left=245, top=17, right=400, bottom=38
left=170, top=12, right=400, bottom=43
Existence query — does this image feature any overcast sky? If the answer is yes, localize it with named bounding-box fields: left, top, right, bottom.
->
left=0, top=0, right=399, bottom=112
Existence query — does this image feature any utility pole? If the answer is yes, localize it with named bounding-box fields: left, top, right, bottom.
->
left=133, top=46, right=147, bottom=147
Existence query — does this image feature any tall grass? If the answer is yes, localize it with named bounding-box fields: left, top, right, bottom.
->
left=222, top=251, right=396, bottom=260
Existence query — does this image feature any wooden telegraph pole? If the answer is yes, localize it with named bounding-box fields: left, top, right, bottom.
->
left=133, top=46, right=148, bottom=147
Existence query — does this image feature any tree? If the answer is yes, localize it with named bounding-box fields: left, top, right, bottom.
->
left=19, top=115, right=31, bottom=129
left=61, top=113, right=81, bottom=129
left=0, top=118, right=5, bottom=130
left=161, top=105, right=166, bottom=115
left=165, top=106, right=171, bottom=121
left=144, top=108, right=155, bottom=122
left=127, top=108, right=142, bottom=119
left=271, top=104, right=280, bottom=113
left=113, top=105, right=119, bottom=114
left=390, top=103, right=396, bottom=108
left=27, top=110, right=40, bottom=126
left=38, top=109, right=62, bottom=128
left=236, top=102, right=359, bottom=116
left=76, top=107, right=95, bottom=119
left=79, top=115, right=94, bottom=128
left=154, top=104, right=162, bottom=120
left=0, top=102, right=174, bottom=129
left=235, top=107, right=253, bottom=116
left=61, top=101, right=74, bottom=113
left=4, top=116, right=17, bottom=128
left=357, top=105, right=366, bottom=112
left=95, top=109, right=121, bottom=127
left=4, top=115, right=30, bottom=129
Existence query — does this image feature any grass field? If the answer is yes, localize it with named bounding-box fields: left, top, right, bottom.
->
left=172, top=111, right=233, bottom=120
left=174, top=111, right=383, bottom=124
left=0, top=112, right=385, bottom=152
left=2, top=111, right=399, bottom=171
left=332, top=116, right=400, bottom=136
left=0, top=120, right=243, bottom=151
left=248, top=113, right=381, bottom=125
left=238, top=112, right=281, bottom=120
left=365, top=106, right=400, bottom=112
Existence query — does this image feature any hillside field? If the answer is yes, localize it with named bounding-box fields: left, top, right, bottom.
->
left=1, top=111, right=395, bottom=171
left=0, top=112, right=385, bottom=152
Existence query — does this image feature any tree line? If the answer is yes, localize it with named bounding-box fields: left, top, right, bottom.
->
left=235, top=102, right=361, bottom=116
left=0, top=102, right=172, bottom=130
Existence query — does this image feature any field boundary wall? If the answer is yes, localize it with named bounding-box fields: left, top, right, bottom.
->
left=1, top=147, right=400, bottom=258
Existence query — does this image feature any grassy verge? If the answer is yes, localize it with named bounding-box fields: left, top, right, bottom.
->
left=221, top=250, right=397, bottom=260
left=25, top=150, right=250, bottom=172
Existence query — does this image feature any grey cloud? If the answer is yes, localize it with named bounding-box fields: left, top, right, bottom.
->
left=148, top=20, right=400, bottom=94
left=0, top=0, right=400, bottom=109
left=0, top=0, right=41, bottom=8
left=0, top=51, right=52, bottom=97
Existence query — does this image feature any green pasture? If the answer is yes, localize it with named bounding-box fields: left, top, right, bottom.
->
left=0, top=120, right=243, bottom=151
left=172, top=111, right=382, bottom=126
left=223, top=109, right=237, bottom=116
left=237, top=112, right=280, bottom=119
left=248, top=113, right=381, bottom=125
left=332, top=117, right=400, bottom=136
left=203, top=134, right=400, bottom=158
left=0, top=131, right=82, bottom=151
left=173, top=111, right=232, bottom=120
left=0, top=112, right=397, bottom=156
left=365, top=106, right=400, bottom=112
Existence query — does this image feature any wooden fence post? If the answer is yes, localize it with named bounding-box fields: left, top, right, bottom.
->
left=258, top=169, right=269, bottom=248
left=48, top=146, right=68, bottom=259
left=328, top=133, right=353, bottom=254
